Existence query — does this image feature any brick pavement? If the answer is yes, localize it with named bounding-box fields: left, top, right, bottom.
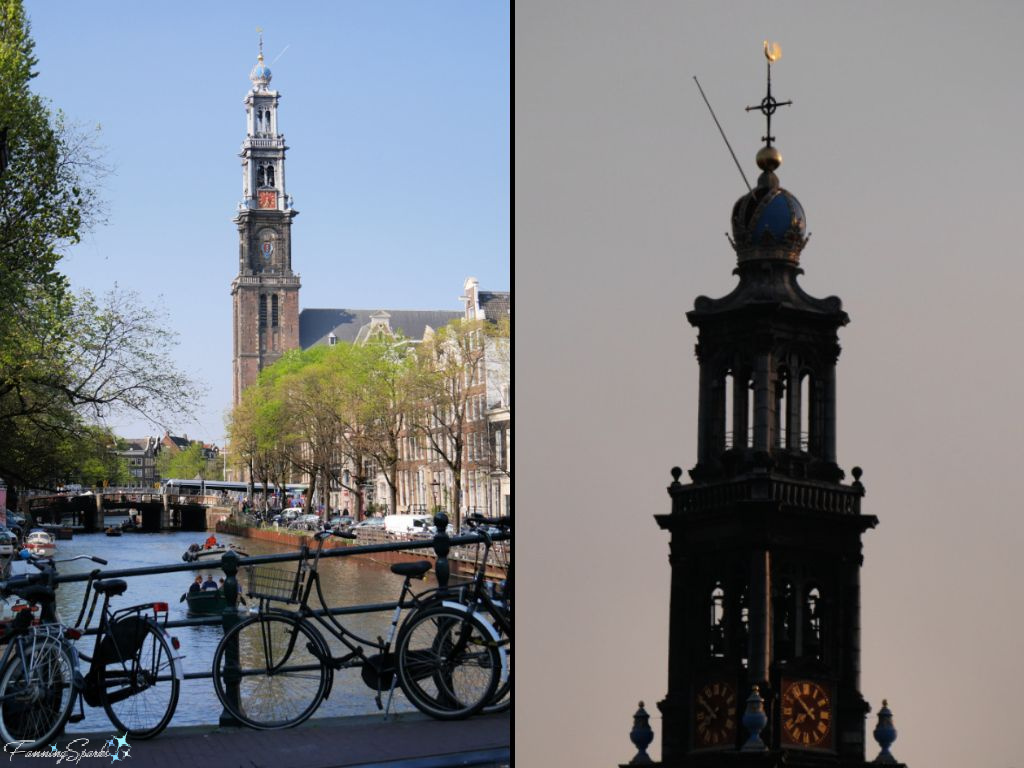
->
left=30, top=712, right=510, bottom=768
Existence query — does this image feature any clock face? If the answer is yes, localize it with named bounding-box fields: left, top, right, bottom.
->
left=780, top=679, right=833, bottom=749
left=693, top=680, right=737, bottom=749
left=258, top=190, right=276, bottom=209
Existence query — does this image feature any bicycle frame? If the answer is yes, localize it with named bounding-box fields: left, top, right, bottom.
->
left=72, top=578, right=184, bottom=709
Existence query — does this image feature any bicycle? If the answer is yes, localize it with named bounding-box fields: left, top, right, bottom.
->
left=212, top=528, right=503, bottom=729
left=0, top=551, right=183, bottom=748
left=395, top=513, right=512, bottom=716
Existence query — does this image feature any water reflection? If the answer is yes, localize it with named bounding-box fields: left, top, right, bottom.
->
left=7, top=530, right=420, bottom=732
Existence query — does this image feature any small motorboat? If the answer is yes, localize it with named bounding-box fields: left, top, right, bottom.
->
left=104, top=526, right=122, bottom=537
left=24, top=530, right=56, bottom=557
left=180, top=589, right=244, bottom=616
left=182, top=542, right=250, bottom=563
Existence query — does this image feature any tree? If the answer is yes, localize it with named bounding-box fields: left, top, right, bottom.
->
left=0, top=4, right=199, bottom=489
left=411, top=319, right=490, bottom=532
left=361, top=334, right=417, bottom=517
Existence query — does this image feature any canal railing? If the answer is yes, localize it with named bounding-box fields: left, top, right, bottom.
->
left=36, top=515, right=510, bottom=728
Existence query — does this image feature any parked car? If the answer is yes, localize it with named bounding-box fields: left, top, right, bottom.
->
left=383, top=514, right=433, bottom=535
left=0, top=529, right=16, bottom=558
left=328, top=515, right=354, bottom=531
left=351, top=517, right=385, bottom=534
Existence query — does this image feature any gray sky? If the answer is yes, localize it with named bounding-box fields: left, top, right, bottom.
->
left=518, top=2, right=1023, bottom=766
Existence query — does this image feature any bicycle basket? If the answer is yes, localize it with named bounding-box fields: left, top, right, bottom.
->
left=246, top=563, right=305, bottom=603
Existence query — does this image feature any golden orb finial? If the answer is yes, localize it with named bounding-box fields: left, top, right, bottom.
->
left=756, top=145, right=782, bottom=172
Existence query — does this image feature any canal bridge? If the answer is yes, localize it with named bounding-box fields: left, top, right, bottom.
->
left=23, top=491, right=219, bottom=532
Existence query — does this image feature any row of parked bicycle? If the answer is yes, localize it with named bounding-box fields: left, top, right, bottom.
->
left=0, top=513, right=511, bottom=748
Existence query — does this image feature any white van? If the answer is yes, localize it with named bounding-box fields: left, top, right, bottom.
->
left=383, top=514, right=432, bottom=535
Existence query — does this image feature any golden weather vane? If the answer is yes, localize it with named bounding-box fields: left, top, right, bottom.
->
left=746, top=40, right=791, bottom=148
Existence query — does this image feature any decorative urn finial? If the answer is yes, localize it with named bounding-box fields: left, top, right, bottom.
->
left=872, top=699, right=899, bottom=763
left=624, top=701, right=654, bottom=765
left=740, top=686, right=769, bottom=752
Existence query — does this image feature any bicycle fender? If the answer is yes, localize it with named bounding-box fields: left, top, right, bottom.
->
left=439, top=600, right=509, bottom=679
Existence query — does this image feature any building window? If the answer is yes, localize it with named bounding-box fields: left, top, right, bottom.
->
left=271, top=294, right=279, bottom=327
left=259, top=294, right=267, bottom=328
left=328, top=332, right=337, bottom=346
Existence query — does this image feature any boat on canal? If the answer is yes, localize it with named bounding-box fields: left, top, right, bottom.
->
left=181, top=589, right=241, bottom=616
left=182, top=541, right=249, bottom=563
left=24, top=529, right=56, bottom=557
left=104, top=526, right=122, bottom=537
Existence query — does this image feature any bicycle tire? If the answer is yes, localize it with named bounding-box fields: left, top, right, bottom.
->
left=96, top=617, right=180, bottom=739
left=396, top=605, right=501, bottom=720
left=0, top=633, right=75, bottom=748
left=480, top=605, right=510, bottom=715
left=213, top=614, right=330, bottom=730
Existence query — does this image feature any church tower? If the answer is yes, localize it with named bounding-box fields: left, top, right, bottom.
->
left=653, top=49, right=902, bottom=767
left=231, top=35, right=301, bottom=406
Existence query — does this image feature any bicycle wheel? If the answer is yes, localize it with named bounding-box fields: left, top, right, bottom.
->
left=0, top=633, right=75, bottom=748
left=396, top=606, right=501, bottom=720
left=96, top=617, right=180, bottom=739
left=480, top=607, right=510, bottom=715
left=213, top=614, right=330, bottom=729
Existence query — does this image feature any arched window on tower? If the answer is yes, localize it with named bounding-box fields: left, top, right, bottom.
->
left=709, top=584, right=726, bottom=659
left=267, top=164, right=275, bottom=188
left=724, top=372, right=734, bottom=449
left=804, top=586, right=823, bottom=661
left=255, top=110, right=262, bottom=134
left=271, top=294, right=279, bottom=327
left=259, top=294, right=267, bottom=329
left=257, top=165, right=265, bottom=188
left=800, top=373, right=811, bottom=451
left=776, top=367, right=789, bottom=449
left=774, top=580, right=795, bottom=660
left=265, top=110, right=272, bottom=134
left=738, top=583, right=750, bottom=668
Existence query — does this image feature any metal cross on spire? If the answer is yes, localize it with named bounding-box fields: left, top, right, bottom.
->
left=745, top=41, right=791, bottom=148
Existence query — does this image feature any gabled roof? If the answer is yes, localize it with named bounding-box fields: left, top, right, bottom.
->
left=477, top=291, right=510, bottom=323
left=299, top=308, right=461, bottom=348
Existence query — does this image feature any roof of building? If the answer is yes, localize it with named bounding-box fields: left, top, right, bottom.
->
left=299, top=308, right=461, bottom=349
left=161, top=433, right=192, bottom=452
left=477, top=291, right=510, bottom=323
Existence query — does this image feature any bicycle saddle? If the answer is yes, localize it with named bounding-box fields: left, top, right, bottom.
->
left=390, top=561, right=431, bottom=579
left=93, top=579, right=128, bottom=597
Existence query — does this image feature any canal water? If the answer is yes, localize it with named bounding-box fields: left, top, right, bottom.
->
left=6, top=529, right=423, bottom=733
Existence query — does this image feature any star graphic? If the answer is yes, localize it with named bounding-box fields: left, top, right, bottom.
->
left=110, top=753, right=120, bottom=764
left=105, top=739, right=114, bottom=749
left=114, top=734, right=130, bottom=751
left=50, top=745, right=57, bottom=752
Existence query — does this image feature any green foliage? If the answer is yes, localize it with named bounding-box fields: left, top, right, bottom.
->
left=0, top=3, right=199, bottom=488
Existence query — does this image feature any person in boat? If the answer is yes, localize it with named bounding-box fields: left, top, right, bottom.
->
left=202, top=574, right=218, bottom=591
left=204, top=534, right=218, bottom=549
left=188, top=576, right=202, bottom=595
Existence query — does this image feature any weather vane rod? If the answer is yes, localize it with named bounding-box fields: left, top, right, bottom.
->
left=746, top=41, right=791, bottom=147
left=693, top=76, right=752, bottom=193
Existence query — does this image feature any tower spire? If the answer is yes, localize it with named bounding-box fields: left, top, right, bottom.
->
left=257, top=26, right=264, bottom=62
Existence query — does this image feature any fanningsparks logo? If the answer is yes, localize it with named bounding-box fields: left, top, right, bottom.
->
left=5, top=734, right=131, bottom=763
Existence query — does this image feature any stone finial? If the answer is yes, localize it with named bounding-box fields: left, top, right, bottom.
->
left=740, top=686, right=769, bottom=752
left=670, top=467, right=683, bottom=487
left=624, top=702, right=654, bottom=765
left=872, top=698, right=898, bottom=763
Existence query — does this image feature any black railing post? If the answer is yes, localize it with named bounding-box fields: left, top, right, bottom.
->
left=433, top=512, right=451, bottom=592
left=218, top=549, right=243, bottom=726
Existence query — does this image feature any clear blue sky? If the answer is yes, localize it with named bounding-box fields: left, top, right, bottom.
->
left=24, top=1, right=510, bottom=443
